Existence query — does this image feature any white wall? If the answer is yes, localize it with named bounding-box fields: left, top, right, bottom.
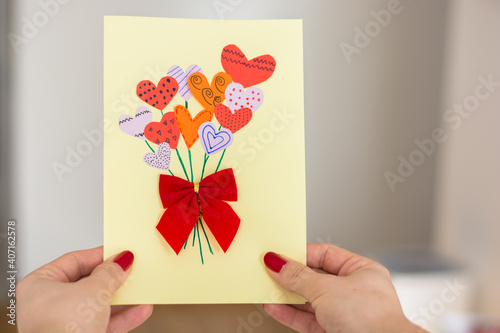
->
left=433, top=0, right=500, bottom=316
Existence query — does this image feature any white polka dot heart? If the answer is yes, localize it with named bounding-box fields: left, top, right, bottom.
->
left=225, top=82, right=264, bottom=113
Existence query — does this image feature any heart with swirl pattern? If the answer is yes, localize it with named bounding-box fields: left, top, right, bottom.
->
left=188, top=72, right=232, bottom=114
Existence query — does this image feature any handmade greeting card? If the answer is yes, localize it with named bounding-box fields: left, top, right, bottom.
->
left=104, top=16, right=305, bottom=304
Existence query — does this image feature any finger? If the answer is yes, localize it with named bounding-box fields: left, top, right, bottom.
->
left=306, top=243, right=375, bottom=276
left=84, top=250, right=134, bottom=296
left=31, top=246, right=104, bottom=282
left=290, top=301, right=315, bottom=314
left=110, top=305, right=133, bottom=316
left=263, top=252, right=329, bottom=304
left=262, top=304, right=325, bottom=333
left=107, top=304, right=154, bottom=333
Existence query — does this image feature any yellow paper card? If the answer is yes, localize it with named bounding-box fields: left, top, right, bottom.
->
left=103, top=16, right=306, bottom=304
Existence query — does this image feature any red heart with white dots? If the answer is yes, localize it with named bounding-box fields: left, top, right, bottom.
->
left=144, top=112, right=181, bottom=149
left=136, top=76, right=178, bottom=111
left=225, top=82, right=264, bottom=113
left=214, top=104, right=252, bottom=133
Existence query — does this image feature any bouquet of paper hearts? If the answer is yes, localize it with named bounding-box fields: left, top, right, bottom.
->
left=118, top=44, right=276, bottom=263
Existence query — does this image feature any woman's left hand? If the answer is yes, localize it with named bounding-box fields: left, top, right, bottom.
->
left=17, top=246, right=153, bottom=333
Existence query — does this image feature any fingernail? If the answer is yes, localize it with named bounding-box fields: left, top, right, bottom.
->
left=264, top=252, right=287, bottom=273
left=113, top=251, right=134, bottom=271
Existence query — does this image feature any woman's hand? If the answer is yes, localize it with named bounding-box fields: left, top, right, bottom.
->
left=17, top=246, right=153, bottom=333
left=263, top=243, right=427, bottom=333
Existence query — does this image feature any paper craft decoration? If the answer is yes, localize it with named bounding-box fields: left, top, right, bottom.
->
left=136, top=76, right=178, bottom=111
left=143, top=112, right=180, bottom=148
left=174, top=105, right=212, bottom=150
left=118, top=106, right=152, bottom=139
left=225, top=82, right=264, bottom=113
left=104, top=17, right=305, bottom=305
left=188, top=72, right=232, bottom=113
left=157, top=168, right=239, bottom=254
left=221, top=44, right=276, bottom=88
left=214, top=104, right=252, bottom=133
left=199, top=122, right=234, bottom=155
left=144, top=142, right=171, bottom=170
left=167, top=64, right=203, bottom=101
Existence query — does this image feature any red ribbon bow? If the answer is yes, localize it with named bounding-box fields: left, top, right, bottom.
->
left=156, top=168, right=240, bottom=254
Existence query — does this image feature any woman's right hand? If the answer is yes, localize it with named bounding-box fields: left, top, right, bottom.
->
left=263, top=244, right=427, bottom=333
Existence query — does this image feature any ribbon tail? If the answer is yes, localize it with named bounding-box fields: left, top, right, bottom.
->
left=156, top=194, right=199, bottom=255
left=200, top=196, right=240, bottom=253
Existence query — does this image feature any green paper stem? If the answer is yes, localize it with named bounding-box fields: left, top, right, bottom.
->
left=184, top=237, right=188, bottom=249
left=185, top=100, right=188, bottom=109
left=196, top=222, right=204, bottom=264
left=199, top=218, right=214, bottom=255
left=168, top=169, right=174, bottom=176
left=210, top=125, right=226, bottom=173
left=200, top=154, right=209, bottom=180
left=215, top=149, right=226, bottom=173
left=176, top=149, right=190, bottom=181
left=192, top=221, right=197, bottom=247
left=188, top=150, right=194, bottom=182
left=145, top=141, right=155, bottom=153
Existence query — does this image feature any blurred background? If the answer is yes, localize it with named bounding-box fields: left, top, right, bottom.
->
left=1, top=0, right=498, bottom=332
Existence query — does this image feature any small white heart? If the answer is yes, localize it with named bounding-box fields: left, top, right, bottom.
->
left=225, top=82, right=264, bottom=113
left=119, top=106, right=153, bottom=140
left=167, top=64, right=203, bottom=101
left=143, top=142, right=171, bottom=170
left=198, top=122, right=233, bottom=156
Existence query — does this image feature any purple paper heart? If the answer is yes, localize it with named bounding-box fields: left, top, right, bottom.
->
left=198, top=122, right=233, bottom=156
left=118, top=106, right=153, bottom=140
left=225, top=82, right=264, bottom=113
left=143, top=142, right=171, bottom=170
left=167, top=64, right=203, bottom=101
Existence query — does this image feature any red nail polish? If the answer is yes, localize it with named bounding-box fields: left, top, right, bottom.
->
left=113, top=251, right=134, bottom=271
left=264, top=252, right=287, bottom=273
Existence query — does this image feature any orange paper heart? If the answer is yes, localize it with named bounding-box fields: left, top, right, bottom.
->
left=174, top=105, right=213, bottom=150
left=188, top=72, right=232, bottom=113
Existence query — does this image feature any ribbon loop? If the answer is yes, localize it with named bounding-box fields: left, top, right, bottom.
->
left=199, top=168, right=237, bottom=202
left=156, top=168, right=240, bottom=254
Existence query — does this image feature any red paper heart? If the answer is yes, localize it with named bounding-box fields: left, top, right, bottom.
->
left=144, top=112, right=180, bottom=149
left=214, top=104, right=252, bottom=133
left=221, top=44, right=276, bottom=88
left=137, top=76, right=178, bottom=111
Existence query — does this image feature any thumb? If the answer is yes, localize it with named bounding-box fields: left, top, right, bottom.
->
left=84, top=250, right=134, bottom=296
left=263, top=252, right=327, bottom=302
